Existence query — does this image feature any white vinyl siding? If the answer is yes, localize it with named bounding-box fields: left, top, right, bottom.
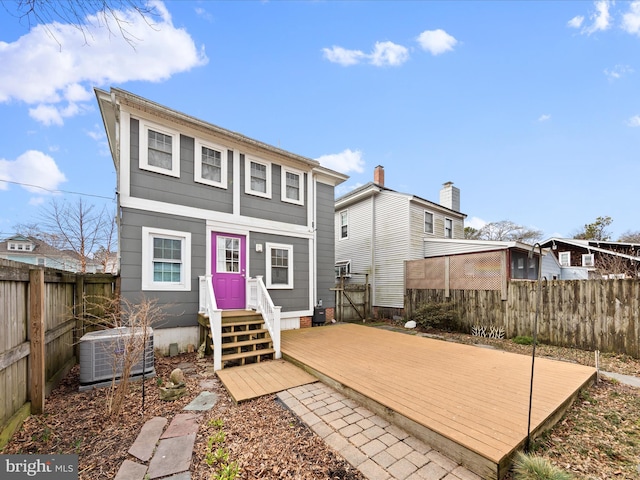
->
left=335, top=200, right=372, bottom=282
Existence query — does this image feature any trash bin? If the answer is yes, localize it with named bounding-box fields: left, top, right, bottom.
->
left=312, top=306, right=326, bottom=326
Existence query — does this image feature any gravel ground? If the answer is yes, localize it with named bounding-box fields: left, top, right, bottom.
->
left=2, top=325, right=640, bottom=479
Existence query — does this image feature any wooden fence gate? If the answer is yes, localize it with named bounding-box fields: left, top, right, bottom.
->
left=333, top=274, right=371, bottom=322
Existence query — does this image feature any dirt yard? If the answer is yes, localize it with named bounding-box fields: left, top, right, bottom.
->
left=2, top=325, right=640, bottom=479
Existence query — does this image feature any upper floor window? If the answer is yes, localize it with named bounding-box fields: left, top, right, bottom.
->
left=559, top=251, right=570, bottom=267
left=141, top=227, right=191, bottom=291
left=195, top=140, right=227, bottom=189
left=340, top=210, right=348, bottom=239
left=245, top=157, right=272, bottom=198
left=139, top=120, right=180, bottom=178
left=266, top=243, right=293, bottom=289
left=424, top=211, right=434, bottom=234
left=282, top=168, right=304, bottom=205
left=582, top=253, right=594, bottom=267
left=445, top=218, right=453, bottom=238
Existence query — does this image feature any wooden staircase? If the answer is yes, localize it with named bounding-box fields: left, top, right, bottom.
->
left=217, top=310, right=275, bottom=368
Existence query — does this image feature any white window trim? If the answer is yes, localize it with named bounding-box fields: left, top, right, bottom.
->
left=582, top=253, right=595, bottom=267
left=266, top=242, right=293, bottom=289
left=559, top=251, right=571, bottom=267
left=141, top=226, right=191, bottom=291
left=444, top=217, right=453, bottom=239
left=335, top=260, right=351, bottom=278
left=194, top=139, right=228, bottom=189
left=339, top=210, right=349, bottom=240
left=139, top=119, right=181, bottom=178
left=424, top=211, right=434, bottom=234
left=281, top=167, right=305, bottom=206
left=244, top=156, right=272, bottom=198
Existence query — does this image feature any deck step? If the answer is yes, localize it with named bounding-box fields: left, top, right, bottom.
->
left=219, top=328, right=269, bottom=339
left=222, top=348, right=275, bottom=362
left=222, top=338, right=273, bottom=350
left=222, top=318, right=264, bottom=328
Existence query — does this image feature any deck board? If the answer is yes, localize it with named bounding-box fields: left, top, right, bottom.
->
left=281, top=324, right=596, bottom=479
left=216, top=359, right=317, bottom=403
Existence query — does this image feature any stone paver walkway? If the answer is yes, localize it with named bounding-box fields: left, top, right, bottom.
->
left=277, top=382, right=481, bottom=480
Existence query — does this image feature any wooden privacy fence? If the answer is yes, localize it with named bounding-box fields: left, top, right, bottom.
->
left=332, top=274, right=371, bottom=322
left=0, top=259, right=118, bottom=447
left=406, top=279, right=640, bottom=358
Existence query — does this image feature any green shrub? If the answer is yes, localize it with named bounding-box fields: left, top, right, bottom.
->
left=513, top=452, right=574, bottom=480
left=412, top=302, right=459, bottom=331
left=513, top=336, right=534, bottom=345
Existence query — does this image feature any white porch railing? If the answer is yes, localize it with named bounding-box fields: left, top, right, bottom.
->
left=200, top=275, right=281, bottom=371
left=247, top=276, right=281, bottom=360
left=198, top=275, right=223, bottom=371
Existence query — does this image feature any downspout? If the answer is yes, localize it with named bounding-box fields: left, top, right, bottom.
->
left=112, top=91, right=122, bottom=275
left=370, top=193, right=376, bottom=312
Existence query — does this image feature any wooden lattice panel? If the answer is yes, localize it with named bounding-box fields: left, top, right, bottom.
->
left=449, top=251, right=502, bottom=291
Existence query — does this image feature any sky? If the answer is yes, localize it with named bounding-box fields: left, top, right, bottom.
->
left=0, top=0, right=639, bottom=242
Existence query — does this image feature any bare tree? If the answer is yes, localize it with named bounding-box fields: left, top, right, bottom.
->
left=619, top=230, right=640, bottom=243
left=593, top=252, right=640, bottom=279
left=1, top=0, right=158, bottom=46
left=473, top=220, right=543, bottom=244
left=16, top=198, right=116, bottom=273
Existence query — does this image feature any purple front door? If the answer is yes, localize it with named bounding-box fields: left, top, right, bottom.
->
left=212, top=232, right=246, bottom=309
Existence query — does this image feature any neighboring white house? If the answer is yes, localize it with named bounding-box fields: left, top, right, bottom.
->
left=335, top=166, right=466, bottom=313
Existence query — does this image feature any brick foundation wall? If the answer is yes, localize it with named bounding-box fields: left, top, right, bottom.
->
left=325, top=307, right=335, bottom=322
left=300, top=316, right=312, bottom=328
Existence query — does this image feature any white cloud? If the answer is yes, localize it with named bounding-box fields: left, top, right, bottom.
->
left=316, top=149, right=365, bottom=174
left=622, top=1, right=640, bottom=35
left=0, top=150, right=67, bottom=193
left=416, top=29, right=458, bottom=55
left=323, top=42, right=408, bottom=67
left=322, top=46, right=367, bottom=66
left=465, top=217, right=487, bottom=230
left=538, top=114, right=551, bottom=122
left=335, top=182, right=364, bottom=198
left=0, top=1, right=208, bottom=125
left=604, top=64, right=633, bottom=80
left=369, top=41, right=409, bottom=66
left=195, top=6, right=213, bottom=22
left=567, top=15, right=585, bottom=28
left=582, top=0, right=612, bottom=35
left=627, top=115, right=640, bottom=127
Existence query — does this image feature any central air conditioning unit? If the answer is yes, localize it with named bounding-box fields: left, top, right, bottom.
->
left=79, top=327, right=155, bottom=391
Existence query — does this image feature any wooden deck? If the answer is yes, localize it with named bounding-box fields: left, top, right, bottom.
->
left=216, top=359, right=317, bottom=403
left=281, top=324, right=596, bottom=480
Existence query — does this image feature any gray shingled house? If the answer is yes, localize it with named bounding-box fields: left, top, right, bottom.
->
left=96, top=88, right=347, bottom=361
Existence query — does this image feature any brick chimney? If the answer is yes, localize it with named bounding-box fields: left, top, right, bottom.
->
left=374, top=165, right=385, bottom=187
left=439, top=181, right=460, bottom=211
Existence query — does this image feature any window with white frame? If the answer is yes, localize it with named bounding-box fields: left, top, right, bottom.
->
left=245, top=157, right=272, bottom=198
left=339, top=210, right=348, bottom=239
left=444, top=218, right=453, bottom=238
left=266, top=243, right=293, bottom=289
left=195, top=140, right=227, bottom=188
left=559, top=251, right=570, bottom=267
left=335, top=260, right=351, bottom=278
left=424, top=211, right=434, bottom=234
left=282, top=168, right=304, bottom=205
left=8, top=243, right=16, bottom=250
left=139, top=120, right=180, bottom=177
left=582, top=253, right=595, bottom=267
left=141, top=227, right=191, bottom=291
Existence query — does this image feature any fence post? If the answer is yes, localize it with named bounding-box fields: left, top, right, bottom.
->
left=29, top=268, right=45, bottom=415
left=74, top=274, right=85, bottom=359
